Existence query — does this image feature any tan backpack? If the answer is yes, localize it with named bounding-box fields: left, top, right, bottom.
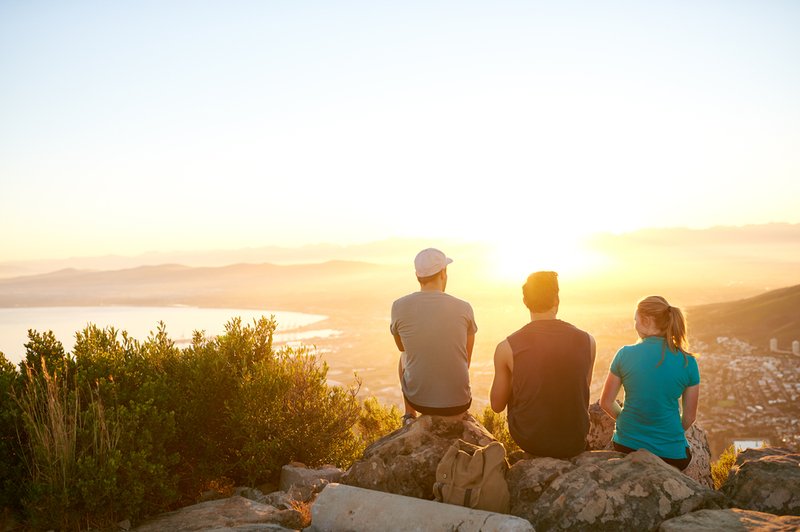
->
left=433, top=439, right=511, bottom=514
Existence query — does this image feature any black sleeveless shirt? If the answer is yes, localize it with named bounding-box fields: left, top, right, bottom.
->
left=506, top=319, right=592, bottom=458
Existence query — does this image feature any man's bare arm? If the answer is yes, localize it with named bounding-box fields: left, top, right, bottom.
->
left=490, top=340, right=513, bottom=413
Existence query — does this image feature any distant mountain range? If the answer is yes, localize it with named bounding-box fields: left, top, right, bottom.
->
left=688, top=284, right=800, bottom=349
left=1, top=223, right=798, bottom=331
left=0, top=237, right=491, bottom=279
left=0, top=260, right=410, bottom=315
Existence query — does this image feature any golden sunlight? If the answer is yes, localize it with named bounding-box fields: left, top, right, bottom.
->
left=489, top=233, right=610, bottom=284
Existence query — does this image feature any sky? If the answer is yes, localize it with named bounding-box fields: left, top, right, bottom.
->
left=1, top=1, right=799, bottom=266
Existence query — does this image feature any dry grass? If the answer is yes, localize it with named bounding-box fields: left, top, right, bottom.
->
left=13, top=359, right=119, bottom=530
left=15, top=362, right=79, bottom=502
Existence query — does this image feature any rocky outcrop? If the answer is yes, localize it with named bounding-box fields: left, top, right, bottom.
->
left=586, top=401, right=713, bottom=488
left=131, top=495, right=304, bottom=531
left=508, top=449, right=726, bottom=531
left=658, top=508, right=800, bottom=531
left=340, top=413, right=495, bottom=499
left=722, top=448, right=800, bottom=516
left=128, top=443, right=800, bottom=532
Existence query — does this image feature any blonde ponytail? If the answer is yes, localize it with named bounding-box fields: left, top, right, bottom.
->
left=637, top=296, right=693, bottom=367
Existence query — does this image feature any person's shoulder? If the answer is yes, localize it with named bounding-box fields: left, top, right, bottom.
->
left=615, top=341, right=641, bottom=358
left=558, top=320, right=593, bottom=337
left=442, top=292, right=474, bottom=308
left=391, top=292, right=418, bottom=307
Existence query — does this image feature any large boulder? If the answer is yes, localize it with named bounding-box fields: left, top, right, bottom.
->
left=508, top=449, right=726, bottom=531
left=658, top=508, right=800, bottom=531
left=340, top=413, right=495, bottom=499
left=722, top=447, right=800, bottom=516
left=586, top=401, right=713, bottom=488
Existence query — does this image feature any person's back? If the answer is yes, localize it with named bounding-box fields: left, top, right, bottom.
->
left=391, top=248, right=477, bottom=423
left=391, top=290, right=474, bottom=410
left=490, top=271, right=595, bottom=459
left=600, top=295, right=700, bottom=470
left=506, top=319, right=592, bottom=458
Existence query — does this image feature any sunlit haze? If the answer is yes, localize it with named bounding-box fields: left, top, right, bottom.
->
left=1, top=2, right=799, bottom=269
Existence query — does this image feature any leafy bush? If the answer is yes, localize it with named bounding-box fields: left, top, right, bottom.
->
left=477, top=406, right=521, bottom=455
left=711, top=445, right=738, bottom=489
left=0, top=353, right=23, bottom=509
left=230, top=344, right=363, bottom=485
left=15, top=327, right=180, bottom=529
left=7, top=315, right=374, bottom=527
left=357, top=396, right=402, bottom=446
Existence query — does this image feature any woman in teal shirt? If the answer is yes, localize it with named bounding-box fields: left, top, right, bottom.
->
left=600, top=295, right=700, bottom=470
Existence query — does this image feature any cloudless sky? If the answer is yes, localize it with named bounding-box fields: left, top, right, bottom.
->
left=1, top=1, right=799, bottom=263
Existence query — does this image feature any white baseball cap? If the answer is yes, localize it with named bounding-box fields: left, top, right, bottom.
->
left=414, top=248, right=453, bottom=277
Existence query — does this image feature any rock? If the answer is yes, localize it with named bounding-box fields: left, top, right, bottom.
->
left=570, top=450, right=626, bottom=467
left=308, top=483, right=534, bottom=531
left=340, top=413, right=495, bottom=499
left=278, top=463, right=343, bottom=493
left=585, top=401, right=713, bottom=488
left=234, top=486, right=265, bottom=501
left=131, top=495, right=305, bottom=531
left=510, top=449, right=726, bottom=531
left=658, top=508, right=800, bottom=531
left=507, top=456, right=576, bottom=509
left=683, top=425, right=713, bottom=489
left=722, top=447, right=800, bottom=516
left=261, top=491, right=297, bottom=510
left=587, top=401, right=615, bottom=450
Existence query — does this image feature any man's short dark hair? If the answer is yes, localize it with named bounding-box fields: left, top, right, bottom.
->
left=522, top=271, right=559, bottom=312
left=416, top=270, right=442, bottom=285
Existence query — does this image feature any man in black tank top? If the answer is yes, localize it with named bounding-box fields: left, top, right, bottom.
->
left=490, top=271, right=596, bottom=459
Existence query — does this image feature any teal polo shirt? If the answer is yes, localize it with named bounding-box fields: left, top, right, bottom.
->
left=610, top=336, right=700, bottom=459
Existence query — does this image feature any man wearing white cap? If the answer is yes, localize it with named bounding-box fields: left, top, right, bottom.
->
left=390, top=248, right=478, bottom=425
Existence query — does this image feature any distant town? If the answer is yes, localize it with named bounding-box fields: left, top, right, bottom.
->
left=697, top=336, right=800, bottom=457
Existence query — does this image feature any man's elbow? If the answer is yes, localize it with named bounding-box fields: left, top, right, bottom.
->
left=489, top=393, right=506, bottom=413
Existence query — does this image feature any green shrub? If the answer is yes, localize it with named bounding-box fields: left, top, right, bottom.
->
left=477, top=406, right=521, bottom=455
left=16, top=326, right=180, bottom=529
left=21, top=330, right=71, bottom=382
left=0, top=353, right=23, bottom=509
left=169, top=331, right=237, bottom=485
left=711, top=445, right=738, bottom=490
left=9, top=315, right=375, bottom=527
left=357, top=396, right=402, bottom=447
left=231, top=344, right=363, bottom=485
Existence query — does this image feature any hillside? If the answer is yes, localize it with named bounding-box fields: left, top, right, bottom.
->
left=688, top=283, right=800, bottom=349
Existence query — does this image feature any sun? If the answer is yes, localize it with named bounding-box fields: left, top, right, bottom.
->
left=488, top=232, right=609, bottom=284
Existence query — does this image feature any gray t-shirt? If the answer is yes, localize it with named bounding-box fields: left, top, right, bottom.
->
left=390, top=291, right=477, bottom=409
